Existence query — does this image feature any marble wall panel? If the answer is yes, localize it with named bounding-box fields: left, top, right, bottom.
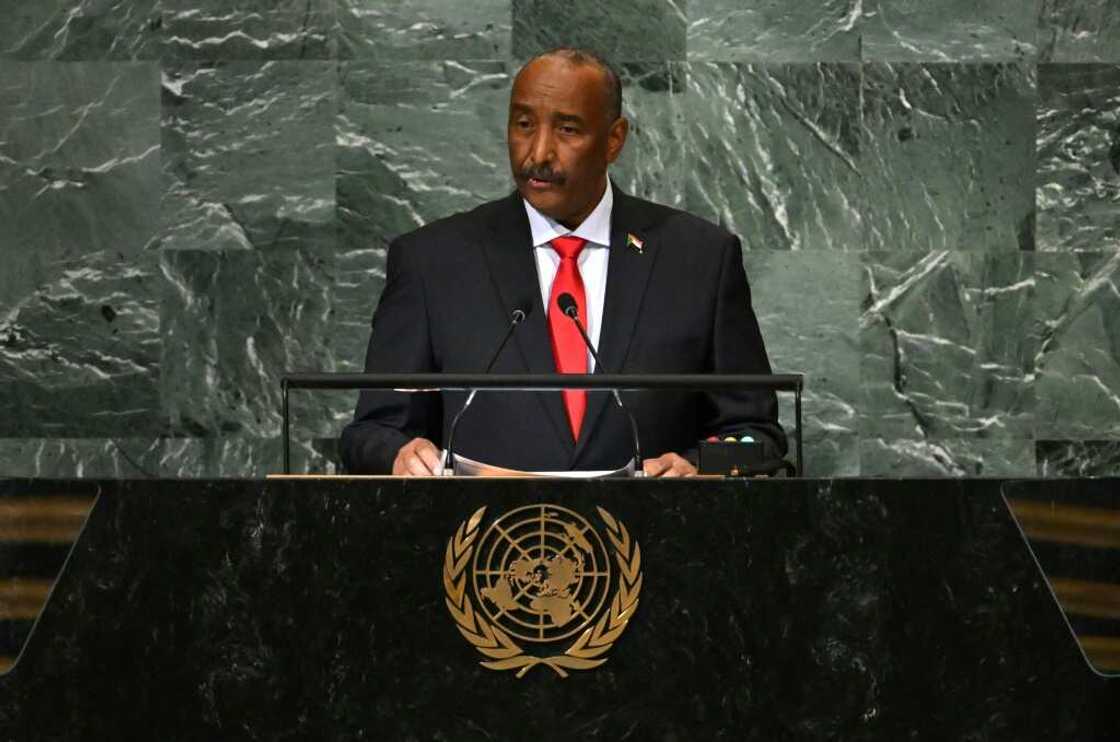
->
left=686, top=0, right=860, bottom=62
left=1033, top=250, right=1120, bottom=439
left=608, top=63, right=685, bottom=207
left=0, top=62, right=160, bottom=300
left=0, top=251, right=163, bottom=438
left=1039, top=0, right=1120, bottom=62
left=858, top=63, right=1037, bottom=252
left=159, top=248, right=341, bottom=441
left=511, top=0, right=687, bottom=64
left=681, top=63, right=865, bottom=250
left=0, top=439, right=162, bottom=477
left=860, top=251, right=1037, bottom=443
left=859, top=437, right=1035, bottom=476
left=1035, top=64, right=1120, bottom=251
left=1036, top=440, right=1120, bottom=475
left=162, top=1, right=336, bottom=60
left=159, top=435, right=340, bottom=476
left=331, top=246, right=385, bottom=376
left=335, top=60, right=511, bottom=255
left=285, top=394, right=352, bottom=471
left=337, top=0, right=510, bottom=60
left=160, top=61, right=336, bottom=253
left=344, top=60, right=682, bottom=213
left=744, top=251, right=861, bottom=476
left=0, top=0, right=160, bottom=60
left=0, top=62, right=162, bottom=440
left=859, top=0, right=1037, bottom=62
left=795, top=433, right=861, bottom=477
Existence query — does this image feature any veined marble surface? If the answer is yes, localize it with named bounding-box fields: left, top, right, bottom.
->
left=861, top=251, right=1037, bottom=441
left=1034, top=250, right=1120, bottom=439
left=683, top=62, right=864, bottom=250
left=1040, top=0, right=1120, bottom=62
left=859, top=63, right=1037, bottom=252
left=687, top=0, right=861, bottom=62
left=1038, top=439, right=1120, bottom=476
left=1036, top=64, right=1120, bottom=251
left=0, top=0, right=160, bottom=60
left=339, top=0, right=510, bottom=60
left=512, top=0, right=687, bottom=63
left=860, top=0, right=1037, bottom=62
left=746, top=251, right=861, bottom=475
left=162, top=1, right=336, bottom=60
left=1, top=1, right=1118, bottom=476
left=160, top=61, right=337, bottom=253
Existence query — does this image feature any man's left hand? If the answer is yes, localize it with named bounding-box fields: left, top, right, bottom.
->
left=642, top=452, right=697, bottom=478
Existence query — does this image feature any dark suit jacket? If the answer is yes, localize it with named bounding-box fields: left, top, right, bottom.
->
left=340, top=185, right=786, bottom=473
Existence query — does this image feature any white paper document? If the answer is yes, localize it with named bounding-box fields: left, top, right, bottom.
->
left=438, top=451, right=636, bottom=478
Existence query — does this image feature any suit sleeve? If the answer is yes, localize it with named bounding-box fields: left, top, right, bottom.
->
left=339, top=236, right=443, bottom=473
left=698, top=235, right=788, bottom=458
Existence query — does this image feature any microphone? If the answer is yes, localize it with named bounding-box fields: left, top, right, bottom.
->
left=443, top=305, right=530, bottom=475
left=557, top=293, right=578, bottom=319
left=555, top=292, right=644, bottom=477
left=484, top=308, right=528, bottom=373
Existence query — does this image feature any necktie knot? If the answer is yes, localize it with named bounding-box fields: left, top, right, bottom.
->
left=550, top=235, right=587, bottom=261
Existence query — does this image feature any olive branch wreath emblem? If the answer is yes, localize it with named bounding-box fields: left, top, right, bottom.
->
left=442, top=505, right=642, bottom=678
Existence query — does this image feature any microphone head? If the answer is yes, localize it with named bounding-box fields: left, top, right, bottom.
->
left=511, top=308, right=526, bottom=324
left=557, top=292, right=579, bottom=318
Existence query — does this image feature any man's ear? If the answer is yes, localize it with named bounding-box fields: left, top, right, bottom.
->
left=606, top=117, right=629, bottom=164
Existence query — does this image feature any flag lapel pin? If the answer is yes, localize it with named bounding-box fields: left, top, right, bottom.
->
left=626, top=233, right=644, bottom=254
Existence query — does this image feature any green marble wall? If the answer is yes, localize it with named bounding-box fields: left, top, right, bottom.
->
left=0, top=1, right=1118, bottom=477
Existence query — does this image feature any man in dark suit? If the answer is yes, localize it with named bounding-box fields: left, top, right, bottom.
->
left=340, top=48, right=785, bottom=476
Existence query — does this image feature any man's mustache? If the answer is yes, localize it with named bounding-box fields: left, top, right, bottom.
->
left=520, top=165, right=566, bottom=184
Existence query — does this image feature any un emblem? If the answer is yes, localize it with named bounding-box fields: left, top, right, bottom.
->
left=443, top=504, right=642, bottom=677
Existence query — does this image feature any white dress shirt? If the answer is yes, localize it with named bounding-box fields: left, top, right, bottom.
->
left=523, top=182, right=612, bottom=371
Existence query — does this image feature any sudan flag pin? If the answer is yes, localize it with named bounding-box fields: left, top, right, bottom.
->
left=626, top=233, right=644, bottom=254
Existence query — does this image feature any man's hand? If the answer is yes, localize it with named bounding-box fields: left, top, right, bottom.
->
left=392, top=437, right=442, bottom=476
left=642, top=452, right=697, bottom=478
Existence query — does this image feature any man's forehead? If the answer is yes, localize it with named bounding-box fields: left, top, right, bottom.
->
left=510, top=57, right=608, bottom=110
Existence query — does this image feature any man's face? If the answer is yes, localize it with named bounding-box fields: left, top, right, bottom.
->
left=507, top=56, right=628, bottom=229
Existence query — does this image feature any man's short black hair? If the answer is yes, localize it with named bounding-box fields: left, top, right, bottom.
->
left=524, top=47, right=623, bottom=123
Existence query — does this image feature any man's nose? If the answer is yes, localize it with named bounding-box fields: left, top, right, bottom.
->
left=529, top=127, right=554, bottom=165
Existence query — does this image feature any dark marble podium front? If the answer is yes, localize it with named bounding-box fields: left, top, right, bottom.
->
left=0, top=478, right=1113, bottom=740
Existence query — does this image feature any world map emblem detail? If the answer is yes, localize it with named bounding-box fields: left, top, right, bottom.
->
left=443, top=504, right=642, bottom=677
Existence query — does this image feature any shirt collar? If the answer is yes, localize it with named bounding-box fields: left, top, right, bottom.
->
left=522, top=179, right=613, bottom=249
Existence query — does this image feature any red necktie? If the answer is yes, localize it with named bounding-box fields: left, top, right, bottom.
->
left=547, top=236, right=589, bottom=440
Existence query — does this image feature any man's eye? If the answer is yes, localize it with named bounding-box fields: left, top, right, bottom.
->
left=515, top=119, right=532, bottom=129
left=559, top=125, right=578, bottom=134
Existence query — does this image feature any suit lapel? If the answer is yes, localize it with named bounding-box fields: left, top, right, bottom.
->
left=574, top=187, right=660, bottom=462
left=479, top=192, right=573, bottom=456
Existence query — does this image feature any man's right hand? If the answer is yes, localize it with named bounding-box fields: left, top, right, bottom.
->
left=392, top=437, right=442, bottom=476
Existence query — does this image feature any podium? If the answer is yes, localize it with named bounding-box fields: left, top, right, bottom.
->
left=282, top=372, right=806, bottom=475
left=0, top=477, right=1114, bottom=739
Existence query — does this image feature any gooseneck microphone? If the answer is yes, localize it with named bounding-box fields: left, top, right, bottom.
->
left=484, top=308, right=527, bottom=373
left=443, top=306, right=529, bottom=475
left=556, top=292, right=644, bottom=477
left=556, top=292, right=580, bottom=321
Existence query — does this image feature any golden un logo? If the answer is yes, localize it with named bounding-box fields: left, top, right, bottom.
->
left=443, top=504, right=642, bottom=678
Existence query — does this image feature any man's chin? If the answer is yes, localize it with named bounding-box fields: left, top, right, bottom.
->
left=519, top=186, right=568, bottom=220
